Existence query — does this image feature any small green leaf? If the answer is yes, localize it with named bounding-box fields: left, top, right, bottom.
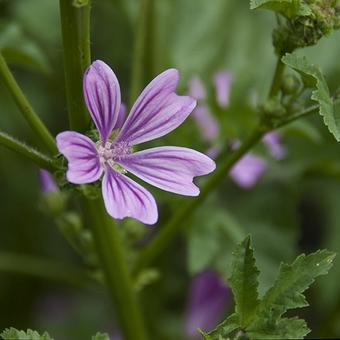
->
left=228, top=236, right=260, bottom=327
left=206, top=314, right=240, bottom=339
left=282, top=53, right=340, bottom=141
left=254, top=249, right=335, bottom=323
left=250, top=0, right=312, bottom=17
left=91, top=332, right=110, bottom=340
left=0, top=328, right=53, bottom=340
left=248, top=317, right=310, bottom=339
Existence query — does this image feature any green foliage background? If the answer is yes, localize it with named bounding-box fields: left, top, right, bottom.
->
left=0, top=0, right=340, bottom=338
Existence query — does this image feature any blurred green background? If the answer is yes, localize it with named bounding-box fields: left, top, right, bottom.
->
left=1, top=0, right=340, bottom=339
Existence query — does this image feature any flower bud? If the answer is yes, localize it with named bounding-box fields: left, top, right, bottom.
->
left=281, top=74, right=301, bottom=94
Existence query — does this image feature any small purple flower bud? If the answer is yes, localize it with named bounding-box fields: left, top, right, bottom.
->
left=185, top=271, right=231, bottom=339
left=192, top=106, right=220, bottom=142
left=229, top=153, right=267, bottom=189
left=262, top=132, right=286, bottom=160
left=213, top=71, right=232, bottom=108
left=39, top=169, right=59, bottom=193
left=188, top=76, right=206, bottom=101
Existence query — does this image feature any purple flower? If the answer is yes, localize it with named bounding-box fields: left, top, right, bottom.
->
left=185, top=271, right=231, bottom=338
left=262, top=132, right=286, bottom=160
left=39, top=169, right=59, bottom=193
left=229, top=153, right=267, bottom=189
left=191, top=106, right=220, bottom=142
left=188, top=76, right=206, bottom=101
left=56, top=61, right=215, bottom=225
left=213, top=71, right=232, bottom=108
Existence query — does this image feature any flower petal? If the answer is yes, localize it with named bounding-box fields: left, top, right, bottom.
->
left=185, top=271, right=231, bottom=336
left=83, top=60, right=121, bottom=143
left=188, top=76, right=206, bottom=101
left=192, top=105, right=219, bottom=142
left=39, top=169, right=59, bottom=193
left=229, top=153, right=267, bottom=189
left=262, top=132, right=286, bottom=160
left=213, top=71, right=232, bottom=108
left=119, top=146, right=216, bottom=196
left=113, top=103, right=126, bottom=130
left=56, top=131, right=102, bottom=184
left=102, top=167, right=158, bottom=225
left=116, top=69, right=196, bottom=145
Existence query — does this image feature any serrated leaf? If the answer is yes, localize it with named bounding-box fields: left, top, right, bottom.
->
left=250, top=0, right=312, bottom=17
left=0, top=328, right=53, bottom=340
left=248, top=317, right=310, bottom=339
left=206, top=314, right=240, bottom=339
left=228, top=236, right=260, bottom=327
left=282, top=53, right=340, bottom=141
left=91, top=332, right=110, bottom=340
left=255, top=249, right=335, bottom=323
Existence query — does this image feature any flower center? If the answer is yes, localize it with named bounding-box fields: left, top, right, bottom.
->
left=96, top=140, right=131, bottom=173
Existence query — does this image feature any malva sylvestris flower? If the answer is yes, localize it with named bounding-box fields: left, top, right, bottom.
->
left=56, top=61, right=216, bottom=225
left=188, top=73, right=286, bottom=189
left=185, top=270, right=231, bottom=338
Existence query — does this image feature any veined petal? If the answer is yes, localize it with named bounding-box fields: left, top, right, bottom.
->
left=83, top=60, right=121, bottom=143
left=116, top=69, right=196, bottom=145
left=119, top=146, right=216, bottom=196
left=56, top=131, right=102, bottom=184
left=102, top=168, right=158, bottom=225
left=113, top=103, right=126, bottom=130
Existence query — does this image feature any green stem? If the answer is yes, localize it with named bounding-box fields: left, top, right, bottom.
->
left=0, top=252, right=92, bottom=288
left=129, top=0, right=154, bottom=106
left=269, top=57, right=285, bottom=97
left=0, top=52, right=57, bottom=155
left=83, top=198, right=148, bottom=340
left=134, top=127, right=267, bottom=272
left=0, top=131, right=59, bottom=171
left=59, top=1, right=148, bottom=337
left=59, top=0, right=91, bottom=131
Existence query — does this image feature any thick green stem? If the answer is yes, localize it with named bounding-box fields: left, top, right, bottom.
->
left=83, top=198, right=148, bottom=340
left=134, top=127, right=267, bottom=272
left=0, top=252, right=92, bottom=288
left=59, top=0, right=91, bottom=131
left=129, top=0, right=154, bottom=106
left=0, top=131, right=59, bottom=171
left=59, top=1, right=148, bottom=337
left=0, top=52, right=57, bottom=155
left=269, top=57, right=285, bottom=97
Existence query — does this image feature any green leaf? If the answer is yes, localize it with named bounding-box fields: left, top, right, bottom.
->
left=0, top=328, right=53, bottom=340
left=187, top=207, right=245, bottom=275
left=206, top=314, right=240, bottom=339
left=91, top=332, right=110, bottom=340
left=250, top=0, right=312, bottom=17
left=0, top=22, right=50, bottom=73
left=254, top=249, right=335, bottom=323
left=228, top=236, right=260, bottom=327
left=282, top=53, right=340, bottom=141
left=248, top=317, right=310, bottom=339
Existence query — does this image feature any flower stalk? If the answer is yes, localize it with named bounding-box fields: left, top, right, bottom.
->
left=0, top=52, right=57, bottom=155
left=0, top=131, right=58, bottom=172
left=59, top=0, right=91, bottom=131
left=83, top=197, right=148, bottom=340
left=129, top=0, right=155, bottom=106
left=58, top=2, right=149, bottom=338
